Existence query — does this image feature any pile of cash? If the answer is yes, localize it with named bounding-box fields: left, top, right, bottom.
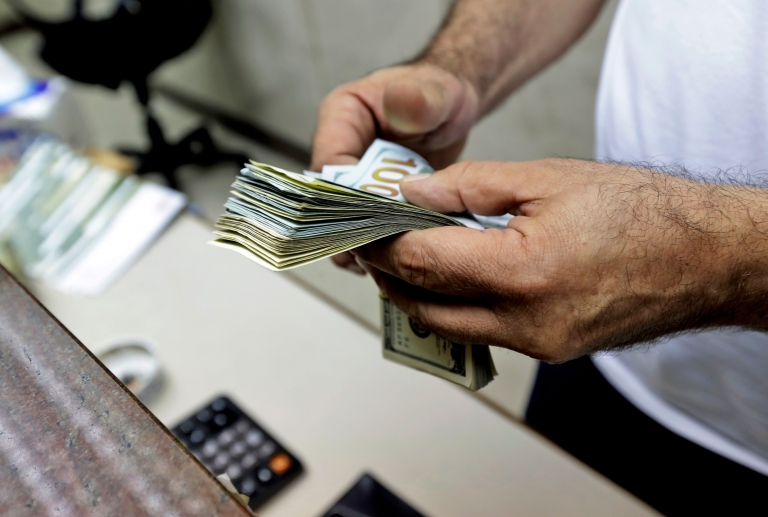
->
left=213, top=140, right=497, bottom=391
left=0, top=138, right=185, bottom=295
left=210, top=142, right=483, bottom=270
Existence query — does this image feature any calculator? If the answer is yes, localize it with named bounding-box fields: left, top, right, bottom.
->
left=171, top=395, right=303, bottom=509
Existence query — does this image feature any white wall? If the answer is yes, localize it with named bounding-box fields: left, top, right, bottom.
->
left=216, top=0, right=617, bottom=161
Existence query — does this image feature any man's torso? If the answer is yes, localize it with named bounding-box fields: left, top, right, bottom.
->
left=594, top=0, right=768, bottom=472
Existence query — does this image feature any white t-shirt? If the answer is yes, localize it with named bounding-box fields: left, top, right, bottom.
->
left=594, top=0, right=768, bottom=475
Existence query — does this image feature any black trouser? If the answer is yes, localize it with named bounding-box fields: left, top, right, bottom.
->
left=525, top=356, right=767, bottom=516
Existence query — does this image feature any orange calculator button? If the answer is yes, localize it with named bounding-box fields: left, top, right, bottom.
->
left=269, top=453, right=292, bottom=475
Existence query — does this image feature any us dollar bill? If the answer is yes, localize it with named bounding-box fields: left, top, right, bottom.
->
left=213, top=139, right=498, bottom=390
left=381, top=295, right=496, bottom=391
left=322, top=141, right=496, bottom=389
left=321, top=140, right=511, bottom=229
left=321, top=140, right=433, bottom=202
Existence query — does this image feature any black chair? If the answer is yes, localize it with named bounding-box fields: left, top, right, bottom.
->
left=8, top=0, right=248, bottom=189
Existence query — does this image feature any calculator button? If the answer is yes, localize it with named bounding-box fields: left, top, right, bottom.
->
left=241, top=453, right=258, bottom=470
left=179, top=420, right=195, bottom=434
left=239, top=476, right=258, bottom=496
left=213, top=452, right=230, bottom=471
left=269, top=453, right=292, bottom=475
left=257, top=441, right=276, bottom=460
left=213, top=413, right=228, bottom=427
left=211, top=399, right=227, bottom=412
left=229, top=441, right=247, bottom=458
left=189, top=429, right=206, bottom=445
left=234, top=420, right=251, bottom=434
left=244, top=430, right=264, bottom=447
left=226, top=464, right=243, bottom=481
left=201, top=439, right=219, bottom=458
left=257, top=467, right=273, bottom=484
left=196, top=409, right=213, bottom=423
left=217, top=429, right=236, bottom=447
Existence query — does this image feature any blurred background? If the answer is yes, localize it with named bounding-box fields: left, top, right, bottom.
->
left=0, top=2, right=673, bottom=516
left=0, top=0, right=617, bottom=419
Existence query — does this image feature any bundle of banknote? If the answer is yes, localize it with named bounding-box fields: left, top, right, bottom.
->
left=212, top=139, right=498, bottom=391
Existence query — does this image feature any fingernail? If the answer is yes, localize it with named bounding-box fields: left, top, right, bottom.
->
left=354, top=256, right=372, bottom=275
left=402, top=173, right=431, bottom=183
left=348, top=263, right=366, bottom=275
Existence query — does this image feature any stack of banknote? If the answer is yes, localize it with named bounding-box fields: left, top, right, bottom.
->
left=212, top=140, right=498, bottom=391
left=0, top=138, right=186, bottom=295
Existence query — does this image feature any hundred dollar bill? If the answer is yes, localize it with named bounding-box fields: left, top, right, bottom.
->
left=212, top=139, right=498, bottom=390
left=321, top=140, right=432, bottom=201
left=211, top=161, right=464, bottom=270
left=322, top=140, right=512, bottom=229
left=381, top=295, right=496, bottom=391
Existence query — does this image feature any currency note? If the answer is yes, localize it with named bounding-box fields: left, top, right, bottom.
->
left=321, top=140, right=432, bottom=202
left=381, top=295, right=496, bottom=391
left=320, top=140, right=511, bottom=229
left=212, top=141, right=499, bottom=390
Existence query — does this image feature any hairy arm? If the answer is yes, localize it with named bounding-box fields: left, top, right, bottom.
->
left=416, top=0, right=608, bottom=114
left=312, top=0, right=607, bottom=272
left=351, top=160, right=768, bottom=361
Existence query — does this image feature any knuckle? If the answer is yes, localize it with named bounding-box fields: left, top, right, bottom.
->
left=394, top=239, right=433, bottom=287
left=452, top=159, right=478, bottom=176
left=318, top=89, right=340, bottom=111
left=320, top=84, right=358, bottom=111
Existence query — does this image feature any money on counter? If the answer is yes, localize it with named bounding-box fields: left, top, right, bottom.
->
left=212, top=139, right=499, bottom=391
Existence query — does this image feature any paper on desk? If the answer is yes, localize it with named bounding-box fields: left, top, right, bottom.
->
left=216, top=473, right=252, bottom=509
left=48, top=182, right=186, bottom=296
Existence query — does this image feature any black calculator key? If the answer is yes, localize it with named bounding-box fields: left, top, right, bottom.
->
left=245, top=430, right=264, bottom=447
left=217, top=429, right=236, bottom=447
left=201, top=439, right=219, bottom=459
left=211, top=399, right=227, bottom=412
left=257, top=441, right=276, bottom=460
left=212, top=452, right=230, bottom=471
left=241, top=452, right=258, bottom=470
left=229, top=441, right=247, bottom=458
left=234, top=420, right=251, bottom=434
left=226, top=463, right=243, bottom=481
left=189, top=429, right=206, bottom=445
left=257, top=467, right=273, bottom=484
left=239, top=476, right=259, bottom=496
left=179, top=420, right=195, bottom=434
left=213, top=413, right=228, bottom=427
left=196, top=408, right=213, bottom=423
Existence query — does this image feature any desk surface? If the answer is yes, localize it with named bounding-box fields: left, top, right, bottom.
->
left=34, top=215, right=657, bottom=517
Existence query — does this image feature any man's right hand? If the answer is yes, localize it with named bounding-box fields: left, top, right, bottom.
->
left=310, top=64, right=480, bottom=272
left=311, top=64, right=479, bottom=172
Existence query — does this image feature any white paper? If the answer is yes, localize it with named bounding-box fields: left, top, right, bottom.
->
left=51, top=182, right=186, bottom=296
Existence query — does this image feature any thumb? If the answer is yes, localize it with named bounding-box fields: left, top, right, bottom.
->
left=383, top=76, right=460, bottom=135
left=400, top=160, right=538, bottom=215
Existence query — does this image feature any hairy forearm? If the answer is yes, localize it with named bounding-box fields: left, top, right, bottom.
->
left=414, top=0, right=606, bottom=114
left=694, top=181, right=768, bottom=330
left=597, top=164, right=768, bottom=343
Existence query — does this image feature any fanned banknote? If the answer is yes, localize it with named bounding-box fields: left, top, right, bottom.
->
left=212, top=139, right=498, bottom=390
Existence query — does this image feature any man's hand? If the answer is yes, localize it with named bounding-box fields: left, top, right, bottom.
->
left=351, top=159, right=768, bottom=362
left=312, top=64, right=479, bottom=172
left=310, top=0, right=606, bottom=272
left=311, top=64, right=479, bottom=272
